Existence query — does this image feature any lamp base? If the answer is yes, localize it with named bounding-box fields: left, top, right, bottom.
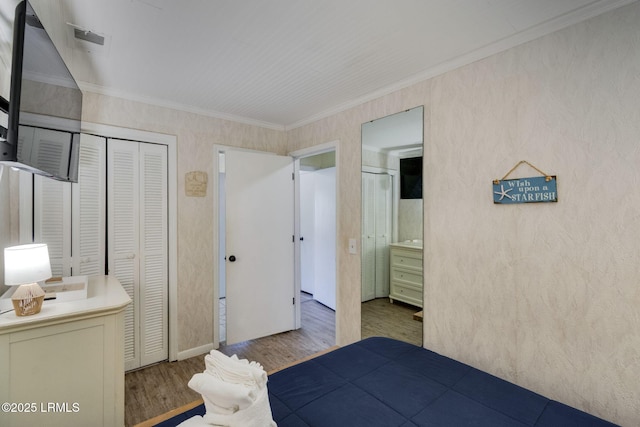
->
left=12, top=295, right=44, bottom=316
left=10, top=282, right=46, bottom=316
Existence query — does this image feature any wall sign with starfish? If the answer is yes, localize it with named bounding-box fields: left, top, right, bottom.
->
left=492, top=161, right=557, bottom=204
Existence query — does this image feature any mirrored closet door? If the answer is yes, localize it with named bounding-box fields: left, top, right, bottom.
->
left=361, top=106, right=424, bottom=346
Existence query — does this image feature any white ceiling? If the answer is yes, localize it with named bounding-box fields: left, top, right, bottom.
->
left=25, top=0, right=637, bottom=129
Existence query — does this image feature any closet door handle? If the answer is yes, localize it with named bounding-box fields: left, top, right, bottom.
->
left=228, top=255, right=236, bottom=262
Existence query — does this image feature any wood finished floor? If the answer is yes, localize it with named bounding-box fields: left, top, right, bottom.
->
left=361, top=297, right=423, bottom=347
left=126, top=295, right=422, bottom=426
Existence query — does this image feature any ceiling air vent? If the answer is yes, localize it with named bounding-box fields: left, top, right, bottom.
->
left=66, top=23, right=111, bottom=57
left=73, top=28, right=104, bottom=46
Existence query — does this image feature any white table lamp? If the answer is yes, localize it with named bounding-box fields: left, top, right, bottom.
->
left=4, top=243, right=52, bottom=316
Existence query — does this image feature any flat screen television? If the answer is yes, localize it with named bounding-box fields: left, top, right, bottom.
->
left=400, top=156, right=422, bottom=199
left=0, top=0, right=82, bottom=182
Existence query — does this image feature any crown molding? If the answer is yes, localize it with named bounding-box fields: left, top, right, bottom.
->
left=78, top=81, right=286, bottom=131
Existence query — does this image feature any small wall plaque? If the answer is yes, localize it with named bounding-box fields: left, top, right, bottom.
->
left=493, top=160, right=557, bottom=204
left=185, top=171, right=208, bottom=197
left=493, top=176, right=557, bottom=204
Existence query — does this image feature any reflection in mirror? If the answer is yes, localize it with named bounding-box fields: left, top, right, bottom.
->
left=361, top=106, right=424, bottom=346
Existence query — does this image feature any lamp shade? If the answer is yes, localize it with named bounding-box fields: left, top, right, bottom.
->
left=4, top=243, right=52, bottom=286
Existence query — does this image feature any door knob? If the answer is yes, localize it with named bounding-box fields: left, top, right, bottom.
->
left=228, top=255, right=236, bottom=262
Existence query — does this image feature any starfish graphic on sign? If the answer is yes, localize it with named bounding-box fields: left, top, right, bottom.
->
left=494, top=184, right=513, bottom=201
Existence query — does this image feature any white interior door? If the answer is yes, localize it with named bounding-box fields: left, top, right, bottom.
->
left=225, top=150, right=295, bottom=345
left=299, top=171, right=315, bottom=295
left=218, top=172, right=227, bottom=299
left=312, top=167, right=336, bottom=309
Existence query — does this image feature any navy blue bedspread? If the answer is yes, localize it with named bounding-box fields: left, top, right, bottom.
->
left=156, top=337, right=619, bottom=427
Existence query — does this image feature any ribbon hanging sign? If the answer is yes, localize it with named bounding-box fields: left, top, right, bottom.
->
left=493, top=161, right=557, bottom=204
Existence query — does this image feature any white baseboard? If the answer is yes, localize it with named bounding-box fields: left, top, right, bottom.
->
left=177, top=343, right=214, bottom=361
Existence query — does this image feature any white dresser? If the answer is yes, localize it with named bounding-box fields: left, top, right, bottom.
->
left=389, top=242, right=423, bottom=308
left=0, top=276, right=130, bottom=427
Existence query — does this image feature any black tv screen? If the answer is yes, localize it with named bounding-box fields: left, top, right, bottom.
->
left=0, top=0, right=82, bottom=182
left=400, top=157, right=422, bottom=199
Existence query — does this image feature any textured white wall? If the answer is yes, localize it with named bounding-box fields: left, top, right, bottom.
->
left=426, top=4, right=640, bottom=425
left=398, top=199, right=422, bottom=242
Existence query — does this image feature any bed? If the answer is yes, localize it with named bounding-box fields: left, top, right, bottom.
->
left=152, top=337, right=618, bottom=427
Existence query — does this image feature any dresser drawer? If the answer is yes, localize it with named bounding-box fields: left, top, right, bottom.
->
left=390, top=268, right=422, bottom=287
left=391, top=252, right=423, bottom=270
left=390, top=282, right=422, bottom=307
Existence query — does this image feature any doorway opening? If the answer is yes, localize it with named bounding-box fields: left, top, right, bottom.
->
left=294, top=147, right=337, bottom=349
left=213, top=144, right=336, bottom=352
left=298, top=151, right=336, bottom=309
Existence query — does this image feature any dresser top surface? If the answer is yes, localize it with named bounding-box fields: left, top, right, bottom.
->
left=390, top=240, right=423, bottom=250
left=0, top=275, right=130, bottom=332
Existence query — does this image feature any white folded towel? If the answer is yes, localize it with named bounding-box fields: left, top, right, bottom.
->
left=186, top=350, right=276, bottom=427
left=188, top=373, right=256, bottom=413
left=202, top=385, right=276, bottom=427
left=204, top=351, right=267, bottom=389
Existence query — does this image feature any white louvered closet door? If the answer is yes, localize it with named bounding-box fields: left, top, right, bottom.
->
left=72, top=134, right=106, bottom=276
left=361, top=172, right=393, bottom=302
left=374, top=173, right=392, bottom=298
left=31, top=134, right=105, bottom=278
left=108, top=139, right=168, bottom=371
left=109, top=140, right=141, bottom=370
left=138, top=142, right=168, bottom=367
left=33, top=176, right=72, bottom=277
left=361, top=172, right=377, bottom=302
left=20, top=127, right=74, bottom=271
